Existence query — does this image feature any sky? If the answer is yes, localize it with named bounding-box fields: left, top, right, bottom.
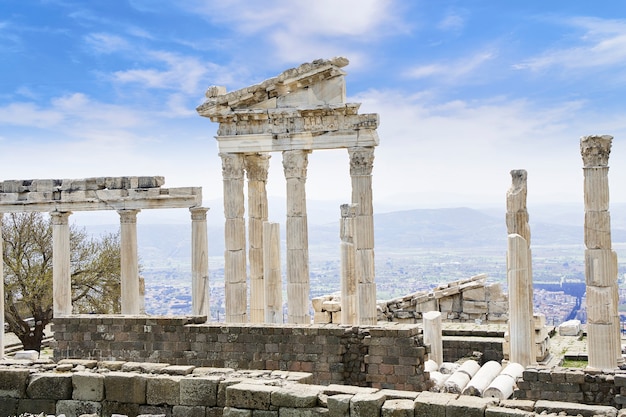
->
left=2, top=1, right=626, bottom=226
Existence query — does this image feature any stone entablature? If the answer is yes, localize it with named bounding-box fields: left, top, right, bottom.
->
left=0, top=176, right=201, bottom=211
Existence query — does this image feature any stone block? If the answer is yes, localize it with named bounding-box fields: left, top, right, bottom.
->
left=350, top=391, right=386, bottom=416
left=104, top=372, right=147, bottom=404
left=226, top=382, right=276, bottom=410
left=223, top=407, right=252, bottom=417
left=271, top=384, right=321, bottom=408
left=463, top=287, right=486, bottom=301
left=147, top=374, right=182, bottom=405
left=173, top=405, right=207, bottom=417
left=463, top=301, right=488, bottom=314
left=446, top=395, right=498, bottom=417
left=559, top=320, right=582, bottom=336
left=489, top=301, right=508, bottom=315
left=314, top=311, right=332, bottom=324
left=534, top=400, right=617, bottom=417
left=0, top=397, right=18, bottom=417
left=278, top=407, right=329, bottom=417
left=56, top=399, right=101, bottom=417
left=381, top=399, right=414, bottom=417
left=17, top=398, right=56, bottom=415
left=0, top=368, right=30, bottom=398
left=72, top=371, right=104, bottom=401
left=140, top=404, right=173, bottom=416
left=26, top=373, right=72, bottom=399
left=486, top=283, right=507, bottom=302
left=414, top=391, right=457, bottom=417
left=585, top=249, right=618, bottom=287
left=13, top=350, right=39, bottom=361
left=102, top=400, right=140, bottom=417
left=322, top=300, right=341, bottom=312
left=485, top=406, right=533, bottom=417
left=327, top=394, right=351, bottom=417
left=180, top=375, right=221, bottom=406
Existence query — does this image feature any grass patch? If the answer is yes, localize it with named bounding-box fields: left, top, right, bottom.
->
left=561, top=359, right=587, bottom=368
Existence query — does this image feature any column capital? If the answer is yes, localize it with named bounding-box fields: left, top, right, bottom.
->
left=190, top=206, right=209, bottom=221
left=50, top=211, right=72, bottom=225
left=118, top=209, right=140, bottom=224
left=581, top=135, right=613, bottom=167
left=348, top=147, right=375, bottom=176
left=220, top=152, right=245, bottom=179
left=244, top=153, right=271, bottom=181
left=282, top=149, right=309, bottom=179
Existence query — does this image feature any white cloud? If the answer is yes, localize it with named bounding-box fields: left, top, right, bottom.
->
left=514, top=17, right=626, bottom=73
left=84, top=32, right=130, bottom=54
left=437, top=10, right=467, bottom=32
left=405, top=50, right=496, bottom=82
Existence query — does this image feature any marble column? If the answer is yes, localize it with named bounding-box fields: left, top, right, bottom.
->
left=118, top=209, right=140, bottom=315
left=51, top=211, right=72, bottom=317
left=581, top=134, right=621, bottom=369
left=0, top=214, right=4, bottom=358
left=283, top=149, right=311, bottom=324
left=190, top=207, right=210, bottom=317
left=221, top=152, right=247, bottom=323
left=349, top=147, right=377, bottom=324
left=340, top=203, right=358, bottom=325
left=423, top=310, right=443, bottom=366
left=245, top=153, right=270, bottom=323
left=263, top=221, right=283, bottom=324
left=506, top=169, right=536, bottom=365
left=506, top=233, right=533, bottom=366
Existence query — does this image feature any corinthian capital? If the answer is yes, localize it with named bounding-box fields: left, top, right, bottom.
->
left=581, top=135, right=613, bottom=167
left=244, top=153, right=271, bottom=182
left=282, top=150, right=309, bottom=179
left=220, top=153, right=245, bottom=179
left=349, top=147, right=375, bottom=176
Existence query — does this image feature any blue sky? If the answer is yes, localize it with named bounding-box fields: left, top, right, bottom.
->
left=2, top=1, right=626, bottom=224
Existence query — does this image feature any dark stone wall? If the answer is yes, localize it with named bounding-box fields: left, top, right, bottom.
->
left=52, top=316, right=431, bottom=392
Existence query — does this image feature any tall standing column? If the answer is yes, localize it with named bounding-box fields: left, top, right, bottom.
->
left=581, top=135, right=621, bottom=369
left=221, top=152, right=247, bottom=323
left=0, top=213, right=4, bottom=358
left=349, top=147, right=377, bottom=324
left=190, top=207, right=210, bottom=317
left=51, top=211, right=72, bottom=317
left=340, top=203, right=358, bottom=325
left=506, top=170, right=536, bottom=365
left=118, top=209, right=140, bottom=315
left=263, top=221, right=283, bottom=323
left=245, top=153, right=270, bottom=323
left=507, top=234, right=533, bottom=366
left=283, top=149, right=311, bottom=324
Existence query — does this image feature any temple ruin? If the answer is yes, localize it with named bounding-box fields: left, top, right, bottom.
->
left=196, top=57, right=379, bottom=325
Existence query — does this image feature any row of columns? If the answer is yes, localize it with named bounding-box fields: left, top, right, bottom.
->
left=220, top=147, right=376, bottom=325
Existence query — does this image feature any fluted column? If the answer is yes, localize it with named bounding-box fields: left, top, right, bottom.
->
left=506, top=169, right=536, bottom=365
left=340, top=203, right=358, bottom=325
left=263, top=221, right=283, bottom=323
left=190, top=207, right=209, bottom=317
left=51, top=211, right=72, bottom=317
left=349, top=147, right=377, bottom=324
left=507, top=233, right=534, bottom=366
left=0, top=213, right=4, bottom=358
left=423, top=311, right=443, bottom=366
left=581, top=135, right=621, bottom=369
left=221, top=152, right=247, bottom=323
left=118, top=209, right=140, bottom=314
left=283, top=149, right=311, bottom=324
left=245, top=153, right=270, bottom=323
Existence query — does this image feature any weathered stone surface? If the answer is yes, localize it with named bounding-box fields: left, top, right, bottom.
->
left=146, top=375, right=182, bottom=405
left=26, top=373, right=72, bottom=400
left=0, top=397, right=18, bottom=417
left=0, top=368, right=30, bottom=398
left=226, top=383, right=276, bottom=410
left=381, top=399, right=414, bottom=417
left=102, top=400, right=140, bottom=417
left=535, top=400, right=617, bottom=417
left=104, top=372, right=147, bottom=404
left=180, top=375, right=221, bottom=406
left=271, top=384, right=321, bottom=408
left=56, top=399, right=101, bottom=417
left=17, top=398, right=56, bottom=415
left=223, top=406, right=252, bottom=417
left=72, top=371, right=105, bottom=401
left=415, top=391, right=458, bottom=417
left=485, top=406, right=533, bottom=417
left=327, top=394, right=351, bottom=417
left=278, top=407, right=329, bottom=416
left=446, top=395, right=498, bottom=417
left=350, top=391, right=386, bottom=416
left=173, top=405, right=207, bottom=417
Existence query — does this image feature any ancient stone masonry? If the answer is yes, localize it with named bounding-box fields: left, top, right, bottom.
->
left=197, top=57, right=380, bottom=324
left=0, top=177, right=206, bottom=358
left=581, top=135, right=622, bottom=370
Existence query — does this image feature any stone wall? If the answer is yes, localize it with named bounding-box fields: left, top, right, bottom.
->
left=0, top=359, right=619, bottom=417
left=515, top=366, right=626, bottom=408
left=52, top=316, right=431, bottom=392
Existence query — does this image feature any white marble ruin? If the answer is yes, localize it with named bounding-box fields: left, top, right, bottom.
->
left=0, top=177, right=206, bottom=358
left=197, top=57, right=379, bottom=324
left=581, top=135, right=622, bottom=369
